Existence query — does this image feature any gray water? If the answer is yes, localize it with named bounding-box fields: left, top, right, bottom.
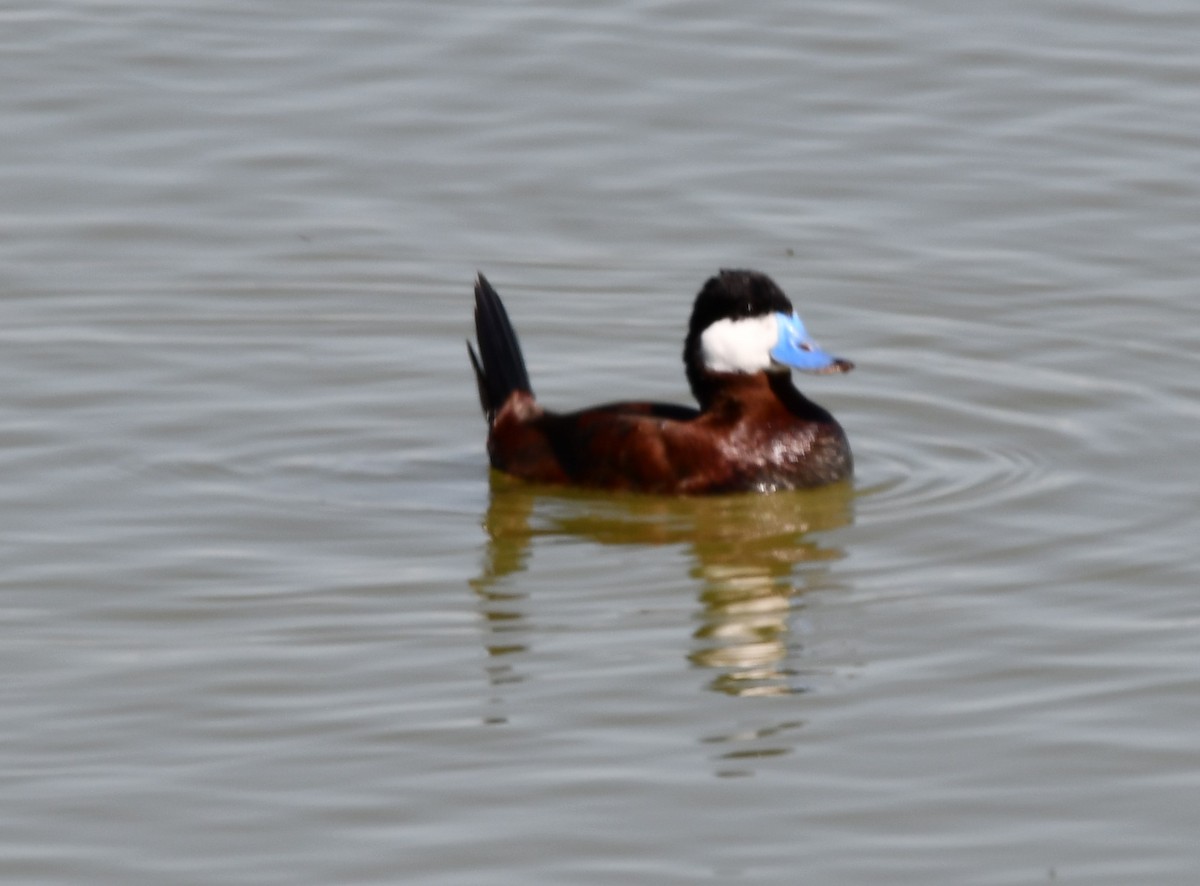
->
left=4, top=2, right=1199, bottom=884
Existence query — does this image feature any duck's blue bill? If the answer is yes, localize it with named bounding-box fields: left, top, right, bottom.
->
left=770, top=312, right=852, bottom=373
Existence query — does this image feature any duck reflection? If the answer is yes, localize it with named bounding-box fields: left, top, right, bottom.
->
left=470, top=474, right=853, bottom=698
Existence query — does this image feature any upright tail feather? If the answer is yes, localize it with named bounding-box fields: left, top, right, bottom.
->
left=468, top=273, right=533, bottom=424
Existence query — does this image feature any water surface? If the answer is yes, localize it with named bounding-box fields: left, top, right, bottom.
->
left=3, top=1, right=1200, bottom=884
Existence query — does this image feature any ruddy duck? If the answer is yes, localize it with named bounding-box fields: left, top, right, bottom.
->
left=468, top=269, right=853, bottom=495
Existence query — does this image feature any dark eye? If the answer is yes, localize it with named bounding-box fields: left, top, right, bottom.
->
left=799, top=342, right=813, bottom=352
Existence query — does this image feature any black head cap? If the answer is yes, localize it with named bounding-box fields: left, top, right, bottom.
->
left=686, top=269, right=794, bottom=341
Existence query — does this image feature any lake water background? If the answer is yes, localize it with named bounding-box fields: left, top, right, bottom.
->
left=3, top=1, right=1199, bottom=883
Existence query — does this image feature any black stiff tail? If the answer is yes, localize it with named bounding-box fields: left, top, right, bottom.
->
left=468, top=273, right=533, bottom=424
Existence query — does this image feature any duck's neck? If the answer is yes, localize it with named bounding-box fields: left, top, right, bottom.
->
left=693, top=369, right=834, bottom=423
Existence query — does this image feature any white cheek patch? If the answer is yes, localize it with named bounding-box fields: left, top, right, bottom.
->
left=699, top=313, right=779, bottom=374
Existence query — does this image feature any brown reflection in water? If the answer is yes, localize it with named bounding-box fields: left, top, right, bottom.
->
left=470, top=472, right=854, bottom=700
left=469, top=479, right=539, bottom=704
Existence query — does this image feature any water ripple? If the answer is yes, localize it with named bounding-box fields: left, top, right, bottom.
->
left=843, top=333, right=1106, bottom=526
left=861, top=433, right=1061, bottom=521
